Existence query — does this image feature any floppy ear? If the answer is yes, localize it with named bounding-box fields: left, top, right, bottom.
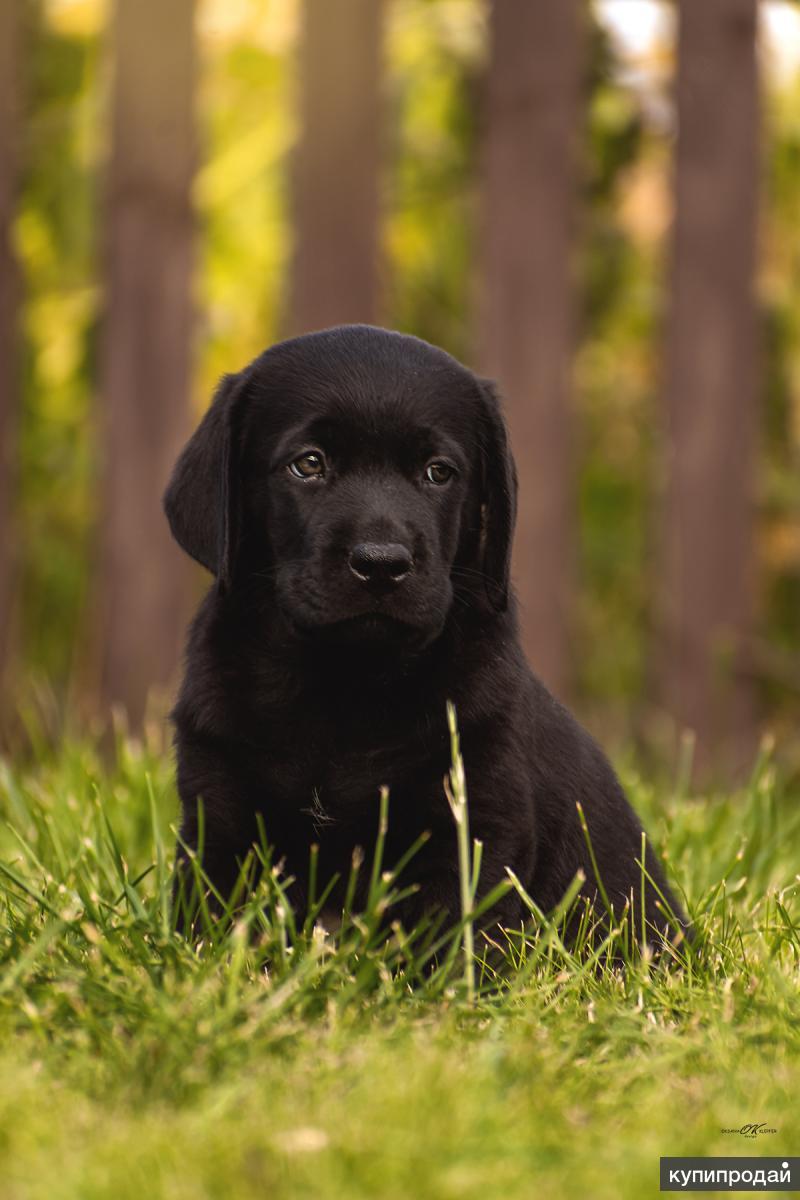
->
left=163, top=371, right=249, bottom=590
left=476, top=377, right=518, bottom=612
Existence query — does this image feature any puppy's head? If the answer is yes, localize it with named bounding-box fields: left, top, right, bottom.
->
left=165, top=326, right=517, bottom=649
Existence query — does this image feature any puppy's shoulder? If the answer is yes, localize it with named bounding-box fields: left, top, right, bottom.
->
left=172, top=588, right=248, bottom=741
left=516, top=668, right=620, bottom=796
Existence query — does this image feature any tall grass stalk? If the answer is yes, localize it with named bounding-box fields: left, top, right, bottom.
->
left=444, top=700, right=479, bottom=1002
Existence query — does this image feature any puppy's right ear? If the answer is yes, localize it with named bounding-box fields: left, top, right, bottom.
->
left=476, top=377, right=518, bottom=612
left=163, top=371, right=249, bottom=590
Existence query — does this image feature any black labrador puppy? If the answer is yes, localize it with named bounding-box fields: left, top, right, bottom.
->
left=164, top=325, right=685, bottom=948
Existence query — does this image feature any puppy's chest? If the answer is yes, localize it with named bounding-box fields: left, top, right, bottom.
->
left=257, top=733, right=449, bottom=831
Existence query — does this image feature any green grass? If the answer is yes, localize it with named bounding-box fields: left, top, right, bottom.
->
left=0, top=719, right=798, bottom=1200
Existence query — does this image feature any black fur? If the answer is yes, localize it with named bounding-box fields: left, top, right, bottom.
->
left=164, top=325, right=685, bottom=947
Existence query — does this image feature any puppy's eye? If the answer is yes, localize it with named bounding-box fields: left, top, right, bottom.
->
left=289, top=451, right=326, bottom=479
left=424, top=461, right=455, bottom=485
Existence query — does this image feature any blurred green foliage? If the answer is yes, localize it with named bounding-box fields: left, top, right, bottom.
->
left=17, top=4, right=100, bottom=685
left=10, top=0, right=800, bottom=746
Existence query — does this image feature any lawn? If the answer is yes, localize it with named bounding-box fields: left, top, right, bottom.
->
left=0, top=719, right=798, bottom=1200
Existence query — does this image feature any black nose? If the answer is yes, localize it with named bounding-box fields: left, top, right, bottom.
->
left=349, top=542, right=413, bottom=585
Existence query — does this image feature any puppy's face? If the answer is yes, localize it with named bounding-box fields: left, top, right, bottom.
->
left=165, top=326, right=517, bottom=650
left=243, top=348, right=481, bottom=647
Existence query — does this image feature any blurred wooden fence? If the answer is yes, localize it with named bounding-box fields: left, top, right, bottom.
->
left=0, top=0, right=766, bottom=775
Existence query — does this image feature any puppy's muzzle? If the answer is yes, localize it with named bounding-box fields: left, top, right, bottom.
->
left=348, top=542, right=413, bottom=589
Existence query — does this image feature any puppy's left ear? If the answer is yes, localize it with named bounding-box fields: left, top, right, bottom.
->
left=163, top=370, right=250, bottom=591
left=476, top=377, right=518, bottom=612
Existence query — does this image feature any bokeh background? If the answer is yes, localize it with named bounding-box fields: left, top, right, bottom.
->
left=1, top=0, right=798, bottom=778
